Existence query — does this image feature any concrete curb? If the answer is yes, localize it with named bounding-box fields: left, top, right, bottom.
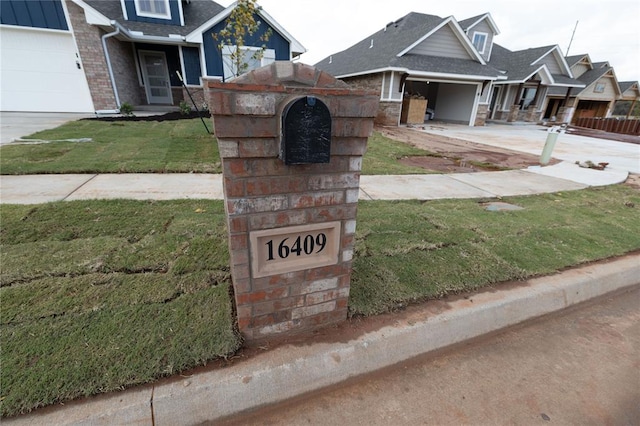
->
left=7, top=254, right=638, bottom=425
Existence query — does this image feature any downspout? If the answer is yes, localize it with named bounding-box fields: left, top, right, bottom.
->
left=97, top=21, right=122, bottom=114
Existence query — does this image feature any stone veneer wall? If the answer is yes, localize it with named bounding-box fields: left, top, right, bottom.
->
left=208, top=62, right=378, bottom=341
left=342, top=75, right=401, bottom=126
left=474, top=104, right=489, bottom=126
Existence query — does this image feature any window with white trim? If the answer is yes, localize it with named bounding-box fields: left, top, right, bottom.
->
left=221, top=45, right=276, bottom=80
left=472, top=32, right=488, bottom=54
left=135, top=0, right=170, bottom=19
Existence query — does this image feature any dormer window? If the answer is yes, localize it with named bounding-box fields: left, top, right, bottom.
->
left=472, top=31, right=488, bottom=54
left=135, top=0, right=170, bottom=19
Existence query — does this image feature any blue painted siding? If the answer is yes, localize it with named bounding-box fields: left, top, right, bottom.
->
left=202, top=14, right=290, bottom=77
left=182, top=47, right=202, bottom=85
left=123, top=0, right=181, bottom=26
left=135, top=43, right=182, bottom=86
left=0, top=0, right=68, bottom=30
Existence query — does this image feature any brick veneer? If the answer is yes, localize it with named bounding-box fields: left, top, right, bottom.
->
left=208, top=62, right=378, bottom=341
left=65, top=1, right=116, bottom=111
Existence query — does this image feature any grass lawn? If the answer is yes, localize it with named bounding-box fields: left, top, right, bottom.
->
left=0, top=119, right=220, bottom=174
left=0, top=118, right=431, bottom=175
left=2, top=185, right=639, bottom=417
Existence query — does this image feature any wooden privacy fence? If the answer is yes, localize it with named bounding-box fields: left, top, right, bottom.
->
left=574, top=117, right=640, bottom=136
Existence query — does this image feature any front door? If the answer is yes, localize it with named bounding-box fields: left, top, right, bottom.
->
left=139, top=51, right=173, bottom=104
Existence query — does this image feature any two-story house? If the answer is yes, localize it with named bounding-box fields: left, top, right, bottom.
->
left=0, top=0, right=305, bottom=113
left=315, top=12, right=584, bottom=127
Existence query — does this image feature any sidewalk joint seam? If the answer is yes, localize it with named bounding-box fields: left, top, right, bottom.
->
left=62, top=174, right=99, bottom=201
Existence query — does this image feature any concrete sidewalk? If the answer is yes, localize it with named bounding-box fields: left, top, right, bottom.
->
left=0, top=161, right=629, bottom=204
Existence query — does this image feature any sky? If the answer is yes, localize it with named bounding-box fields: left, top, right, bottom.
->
left=221, top=0, right=640, bottom=82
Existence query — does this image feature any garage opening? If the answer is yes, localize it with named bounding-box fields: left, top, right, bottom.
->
left=403, top=80, right=476, bottom=125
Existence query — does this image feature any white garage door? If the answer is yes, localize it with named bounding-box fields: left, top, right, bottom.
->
left=0, top=26, right=94, bottom=112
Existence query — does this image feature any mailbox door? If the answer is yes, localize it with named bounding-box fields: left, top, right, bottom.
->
left=281, top=96, right=331, bottom=165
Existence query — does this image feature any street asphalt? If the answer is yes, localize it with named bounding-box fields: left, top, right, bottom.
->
left=1, top=112, right=638, bottom=424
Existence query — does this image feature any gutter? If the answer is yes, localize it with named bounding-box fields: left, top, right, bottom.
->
left=98, top=21, right=122, bottom=114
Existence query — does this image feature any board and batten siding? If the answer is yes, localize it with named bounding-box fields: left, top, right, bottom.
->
left=0, top=0, right=68, bottom=30
left=407, top=24, right=471, bottom=60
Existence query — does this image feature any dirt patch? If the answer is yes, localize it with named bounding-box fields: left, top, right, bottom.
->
left=624, top=173, right=640, bottom=190
left=379, top=126, right=559, bottom=173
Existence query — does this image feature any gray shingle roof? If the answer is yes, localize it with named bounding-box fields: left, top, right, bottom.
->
left=548, top=62, right=613, bottom=96
left=619, top=81, right=638, bottom=92
left=458, top=14, right=484, bottom=31
left=314, top=12, right=501, bottom=79
left=84, top=0, right=225, bottom=38
left=490, top=44, right=555, bottom=80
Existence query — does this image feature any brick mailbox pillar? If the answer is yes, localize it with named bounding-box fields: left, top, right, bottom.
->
left=208, top=62, right=378, bottom=341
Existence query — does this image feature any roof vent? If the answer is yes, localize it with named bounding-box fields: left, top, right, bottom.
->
left=369, top=39, right=374, bottom=48
left=329, top=55, right=332, bottom=64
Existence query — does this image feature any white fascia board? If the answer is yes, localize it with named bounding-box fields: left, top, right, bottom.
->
left=407, top=70, right=499, bottom=82
left=71, top=0, right=112, bottom=26
left=258, top=8, right=306, bottom=55
left=336, top=67, right=409, bottom=79
left=185, top=2, right=236, bottom=44
left=465, top=13, right=500, bottom=36
left=532, top=45, right=574, bottom=77
left=337, top=67, right=499, bottom=82
left=530, top=46, right=557, bottom=66
left=397, top=17, right=486, bottom=65
left=547, top=82, right=586, bottom=88
left=397, top=17, right=452, bottom=57
left=449, top=18, right=487, bottom=64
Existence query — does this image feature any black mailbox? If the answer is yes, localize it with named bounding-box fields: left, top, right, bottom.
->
left=281, top=96, right=331, bottom=165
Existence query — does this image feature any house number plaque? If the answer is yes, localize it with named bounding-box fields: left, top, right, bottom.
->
left=250, top=222, right=341, bottom=278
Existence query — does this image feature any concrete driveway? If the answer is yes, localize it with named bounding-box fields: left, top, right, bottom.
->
left=418, top=123, right=640, bottom=174
left=0, top=112, right=93, bottom=145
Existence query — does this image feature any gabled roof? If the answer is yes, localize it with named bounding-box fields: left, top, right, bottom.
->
left=489, top=44, right=582, bottom=87
left=619, top=81, right=639, bottom=92
left=80, top=0, right=225, bottom=37
left=548, top=61, right=620, bottom=96
left=458, top=13, right=500, bottom=35
left=315, top=12, right=501, bottom=80
left=565, top=54, right=591, bottom=68
left=619, top=81, right=640, bottom=100
left=73, top=0, right=305, bottom=54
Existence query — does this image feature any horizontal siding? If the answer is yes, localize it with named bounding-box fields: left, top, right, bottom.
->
left=408, top=24, right=471, bottom=59
left=538, top=53, right=562, bottom=74
left=572, top=63, right=590, bottom=78
left=0, top=0, right=68, bottom=30
left=468, top=20, right=493, bottom=60
left=585, top=77, right=618, bottom=100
